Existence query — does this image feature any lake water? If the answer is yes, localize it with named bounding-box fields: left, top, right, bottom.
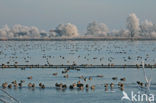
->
left=0, top=40, right=156, bottom=103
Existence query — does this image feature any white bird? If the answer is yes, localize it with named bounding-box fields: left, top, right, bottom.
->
left=121, top=91, right=131, bottom=101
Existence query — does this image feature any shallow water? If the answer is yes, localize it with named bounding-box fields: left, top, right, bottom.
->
left=0, top=41, right=156, bottom=103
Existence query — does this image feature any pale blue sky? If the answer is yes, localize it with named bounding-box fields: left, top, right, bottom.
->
left=0, top=0, right=156, bottom=32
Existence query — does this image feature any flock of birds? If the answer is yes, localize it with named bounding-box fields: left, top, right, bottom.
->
left=0, top=41, right=156, bottom=66
left=1, top=66, right=150, bottom=92
left=1, top=68, right=127, bottom=92
left=0, top=41, right=155, bottom=92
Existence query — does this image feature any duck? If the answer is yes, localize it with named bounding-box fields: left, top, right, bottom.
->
left=8, top=84, right=12, bottom=89
left=112, top=77, right=118, bottom=80
left=91, top=85, right=95, bottom=90
left=20, top=80, right=25, bottom=83
left=120, top=77, right=126, bottom=81
left=97, top=75, right=104, bottom=78
left=73, top=83, right=77, bottom=88
left=18, top=82, right=22, bottom=88
left=55, top=83, right=63, bottom=88
left=12, top=80, right=17, bottom=84
left=89, top=76, right=92, bottom=80
left=27, top=76, right=32, bottom=80
left=110, top=83, right=114, bottom=90
left=32, top=83, right=35, bottom=88
left=86, top=84, right=89, bottom=88
left=69, top=85, right=74, bottom=89
left=79, top=75, right=84, bottom=79
left=52, top=73, right=58, bottom=76
left=28, top=83, right=32, bottom=87
left=120, top=83, right=124, bottom=91
left=104, top=83, right=108, bottom=91
left=62, top=69, right=69, bottom=74
left=84, top=78, right=87, bottom=82
left=118, top=82, right=122, bottom=87
left=41, top=84, right=45, bottom=89
left=62, top=84, right=67, bottom=89
left=136, top=81, right=144, bottom=87
left=77, top=81, right=84, bottom=89
left=39, top=83, right=45, bottom=89
left=14, top=83, right=18, bottom=88
left=63, top=74, right=69, bottom=78
left=2, top=82, right=8, bottom=89
left=39, top=83, right=42, bottom=87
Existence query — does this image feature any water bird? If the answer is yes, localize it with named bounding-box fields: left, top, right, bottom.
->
left=55, top=83, right=63, bottom=88
left=39, top=83, right=42, bottom=87
left=91, top=85, right=95, bottom=90
left=77, top=81, right=84, bottom=89
left=62, top=84, right=67, bottom=88
left=79, top=75, right=84, bottom=79
left=8, top=84, right=12, bottom=89
left=112, top=77, right=118, bottom=80
left=55, top=83, right=67, bottom=89
left=28, top=83, right=32, bottom=87
left=110, top=83, right=114, bottom=90
left=86, top=84, right=89, bottom=88
left=104, top=83, right=108, bottom=91
left=63, top=74, right=69, bottom=78
left=69, top=83, right=77, bottom=89
left=136, top=81, right=144, bottom=87
left=62, top=70, right=68, bottom=74
left=20, top=80, right=25, bottom=83
left=118, top=83, right=124, bottom=91
left=73, top=83, right=77, bottom=88
left=84, top=77, right=87, bottom=82
left=18, top=82, right=22, bottom=88
left=96, top=75, right=104, bottom=78
left=120, top=77, right=126, bottom=81
left=27, top=76, right=32, bottom=80
left=41, top=84, right=45, bottom=89
left=14, top=83, right=18, bottom=88
left=2, top=82, right=8, bottom=89
left=52, top=73, right=58, bottom=76
left=12, top=80, right=17, bottom=84
left=32, top=83, right=35, bottom=88
left=89, top=76, right=92, bottom=80
left=39, top=83, right=45, bottom=89
left=69, top=85, right=74, bottom=89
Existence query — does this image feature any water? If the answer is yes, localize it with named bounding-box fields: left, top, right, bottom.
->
left=0, top=40, right=156, bottom=103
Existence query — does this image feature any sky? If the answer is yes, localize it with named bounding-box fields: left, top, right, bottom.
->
left=0, top=0, right=156, bottom=33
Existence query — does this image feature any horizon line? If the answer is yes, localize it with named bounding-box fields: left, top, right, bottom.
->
left=1, top=37, right=156, bottom=41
